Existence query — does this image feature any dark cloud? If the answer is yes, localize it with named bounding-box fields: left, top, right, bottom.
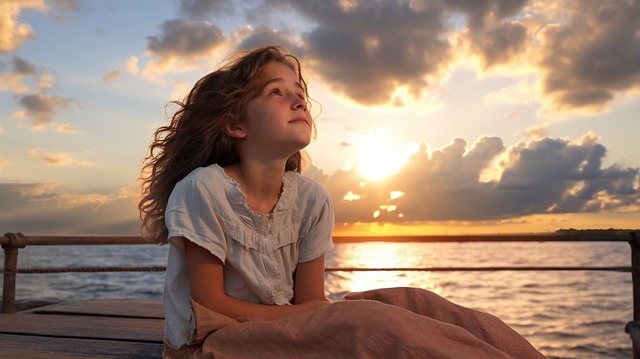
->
left=537, top=0, right=640, bottom=111
left=12, top=55, right=39, bottom=75
left=447, top=0, right=528, bottom=26
left=239, top=0, right=637, bottom=112
left=148, top=19, right=227, bottom=58
left=449, top=0, right=529, bottom=68
left=306, top=134, right=639, bottom=223
left=178, top=0, right=235, bottom=19
left=0, top=56, right=46, bottom=94
left=269, top=1, right=453, bottom=105
left=463, top=20, right=528, bottom=69
left=236, top=26, right=301, bottom=53
left=18, top=93, right=73, bottom=128
left=142, top=18, right=229, bottom=76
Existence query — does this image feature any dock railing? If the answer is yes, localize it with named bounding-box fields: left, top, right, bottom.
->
left=1, top=231, right=638, bottom=357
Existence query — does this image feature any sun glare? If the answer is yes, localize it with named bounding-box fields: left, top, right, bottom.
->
left=354, top=130, right=410, bottom=180
left=339, top=242, right=413, bottom=293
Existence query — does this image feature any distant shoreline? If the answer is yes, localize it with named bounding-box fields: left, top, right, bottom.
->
left=332, top=230, right=638, bottom=243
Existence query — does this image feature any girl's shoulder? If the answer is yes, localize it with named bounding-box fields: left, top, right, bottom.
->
left=179, top=164, right=226, bottom=184
left=287, top=171, right=331, bottom=202
left=172, top=164, right=231, bottom=196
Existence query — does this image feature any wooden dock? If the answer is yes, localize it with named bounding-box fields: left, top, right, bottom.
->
left=0, top=299, right=164, bottom=359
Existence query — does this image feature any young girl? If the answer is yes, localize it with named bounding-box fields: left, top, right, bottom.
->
left=140, top=45, right=544, bottom=358
left=139, top=46, right=334, bottom=350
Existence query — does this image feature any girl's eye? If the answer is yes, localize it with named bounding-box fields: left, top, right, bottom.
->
left=269, top=88, right=282, bottom=96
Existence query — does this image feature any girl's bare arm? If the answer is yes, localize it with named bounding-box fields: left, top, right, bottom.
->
left=293, top=254, right=329, bottom=304
left=184, top=239, right=330, bottom=320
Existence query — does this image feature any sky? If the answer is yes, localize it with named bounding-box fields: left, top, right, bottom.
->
left=0, top=0, right=638, bottom=236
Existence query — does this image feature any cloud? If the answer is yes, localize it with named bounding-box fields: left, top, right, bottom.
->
left=125, top=0, right=639, bottom=114
left=14, top=93, right=73, bottom=129
left=28, top=148, right=91, bottom=166
left=178, top=0, right=235, bottom=19
left=125, top=56, right=139, bottom=74
left=282, top=1, right=453, bottom=106
left=102, top=70, right=119, bottom=83
left=534, top=0, right=640, bottom=113
left=229, top=0, right=638, bottom=114
left=2, top=134, right=637, bottom=235
left=142, top=19, right=228, bottom=78
left=453, top=0, right=529, bottom=69
left=306, top=134, right=639, bottom=224
left=0, top=0, right=46, bottom=52
left=522, top=124, right=548, bottom=140
left=236, top=25, right=301, bottom=53
left=0, top=55, right=51, bottom=94
left=0, top=57, right=71, bottom=130
left=0, top=183, right=141, bottom=235
left=54, top=123, right=77, bottom=133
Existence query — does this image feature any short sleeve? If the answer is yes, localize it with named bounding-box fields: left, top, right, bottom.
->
left=298, top=194, right=335, bottom=263
left=165, top=176, right=227, bottom=263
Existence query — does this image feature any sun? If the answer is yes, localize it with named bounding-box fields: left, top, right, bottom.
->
left=353, top=129, right=409, bottom=180
left=356, top=148, right=401, bottom=180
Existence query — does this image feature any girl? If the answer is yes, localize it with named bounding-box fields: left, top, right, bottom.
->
left=140, top=45, right=544, bottom=358
left=139, top=46, right=334, bottom=350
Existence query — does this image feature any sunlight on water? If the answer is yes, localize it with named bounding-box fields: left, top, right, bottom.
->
left=325, top=241, right=632, bottom=359
left=328, top=242, right=429, bottom=293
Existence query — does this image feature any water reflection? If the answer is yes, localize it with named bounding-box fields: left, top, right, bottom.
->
left=324, top=241, right=632, bottom=359
left=325, top=242, right=435, bottom=298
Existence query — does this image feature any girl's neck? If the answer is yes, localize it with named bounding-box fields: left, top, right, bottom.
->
left=224, top=161, right=286, bottom=215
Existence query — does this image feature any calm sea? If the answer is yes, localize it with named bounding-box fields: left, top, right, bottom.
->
left=0, top=240, right=632, bottom=359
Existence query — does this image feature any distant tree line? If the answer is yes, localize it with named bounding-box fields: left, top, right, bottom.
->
left=556, top=228, right=639, bottom=234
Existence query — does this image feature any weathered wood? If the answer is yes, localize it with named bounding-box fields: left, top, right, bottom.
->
left=27, top=299, right=164, bottom=319
left=0, top=298, right=165, bottom=358
left=0, top=333, right=163, bottom=359
left=0, top=314, right=163, bottom=342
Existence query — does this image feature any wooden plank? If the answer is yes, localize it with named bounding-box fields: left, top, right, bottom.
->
left=27, top=299, right=163, bottom=319
left=0, top=333, right=163, bottom=359
left=0, top=314, right=163, bottom=342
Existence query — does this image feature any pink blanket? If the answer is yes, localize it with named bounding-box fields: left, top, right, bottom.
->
left=164, top=287, right=545, bottom=358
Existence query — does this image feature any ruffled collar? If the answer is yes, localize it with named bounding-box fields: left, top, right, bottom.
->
left=213, top=164, right=296, bottom=220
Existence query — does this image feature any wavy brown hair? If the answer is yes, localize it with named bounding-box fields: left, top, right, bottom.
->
left=139, top=45, right=313, bottom=244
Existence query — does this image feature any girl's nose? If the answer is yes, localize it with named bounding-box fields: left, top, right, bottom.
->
left=291, top=93, right=307, bottom=111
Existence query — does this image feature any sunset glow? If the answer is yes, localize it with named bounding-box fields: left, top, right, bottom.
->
left=0, top=1, right=638, bottom=236
left=354, top=131, right=408, bottom=180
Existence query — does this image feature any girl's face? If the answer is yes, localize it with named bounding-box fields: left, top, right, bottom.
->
left=241, top=61, right=313, bottom=158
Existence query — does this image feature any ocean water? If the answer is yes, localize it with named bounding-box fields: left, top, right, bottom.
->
left=0, top=240, right=632, bottom=359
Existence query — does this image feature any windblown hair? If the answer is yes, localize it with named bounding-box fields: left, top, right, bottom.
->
left=139, top=45, right=313, bottom=244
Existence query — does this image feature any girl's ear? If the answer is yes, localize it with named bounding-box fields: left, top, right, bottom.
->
left=224, top=118, right=247, bottom=139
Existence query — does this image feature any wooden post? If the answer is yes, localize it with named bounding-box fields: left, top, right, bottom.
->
left=630, top=231, right=640, bottom=359
left=1, top=233, right=26, bottom=314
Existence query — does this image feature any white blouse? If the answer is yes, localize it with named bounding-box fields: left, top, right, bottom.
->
left=162, top=164, right=334, bottom=348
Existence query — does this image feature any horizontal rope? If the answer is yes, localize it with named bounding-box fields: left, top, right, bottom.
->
left=1, top=266, right=167, bottom=273
left=0, top=265, right=631, bottom=274
left=2, top=233, right=635, bottom=247
left=326, top=266, right=631, bottom=272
